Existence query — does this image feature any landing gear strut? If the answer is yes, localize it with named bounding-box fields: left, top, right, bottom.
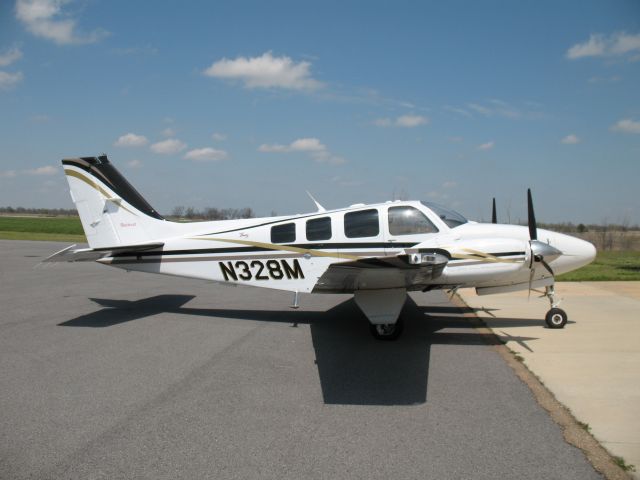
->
left=543, top=285, right=567, bottom=329
left=354, top=288, right=407, bottom=341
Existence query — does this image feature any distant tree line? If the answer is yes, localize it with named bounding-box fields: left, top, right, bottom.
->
left=0, top=205, right=255, bottom=221
left=536, top=221, right=639, bottom=233
left=168, top=206, right=255, bottom=221
left=0, top=206, right=78, bottom=216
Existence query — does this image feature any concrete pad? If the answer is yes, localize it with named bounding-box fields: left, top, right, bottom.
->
left=459, top=282, right=640, bottom=477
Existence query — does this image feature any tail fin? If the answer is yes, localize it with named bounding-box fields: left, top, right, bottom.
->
left=62, top=155, right=170, bottom=248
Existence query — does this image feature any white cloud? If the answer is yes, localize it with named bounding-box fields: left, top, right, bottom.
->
left=0, top=46, right=23, bottom=67
left=150, top=138, right=187, bottom=154
left=0, top=71, right=24, bottom=90
left=114, top=133, right=149, bottom=147
left=127, top=159, right=142, bottom=168
left=183, top=147, right=228, bottom=162
left=396, top=114, right=428, bottom=127
left=468, top=100, right=520, bottom=118
left=561, top=134, right=580, bottom=144
left=0, top=170, right=17, bottom=178
left=468, top=103, right=492, bottom=116
left=259, top=137, right=324, bottom=153
left=442, top=181, right=457, bottom=188
left=567, top=32, right=640, bottom=60
left=290, top=138, right=325, bottom=152
left=374, top=114, right=428, bottom=128
left=203, top=51, right=323, bottom=90
left=444, top=105, right=472, bottom=117
left=161, top=127, right=175, bottom=137
left=212, top=132, right=227, bottom=141
left=610, top=118, right=640, bottom=134
left=477, top=141, right=494, bottom=151
left=259, top=137, right=344, bottom=164
left=258, top=143, right=288, bottom=153
left=446, top=99, right=528, bottom=119
left=24, top=165, right=57, bottom=175
left=15, top=0, right=109, bottom=45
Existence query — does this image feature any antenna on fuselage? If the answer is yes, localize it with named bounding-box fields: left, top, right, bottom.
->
left=306, top=191, right=326, bottom=213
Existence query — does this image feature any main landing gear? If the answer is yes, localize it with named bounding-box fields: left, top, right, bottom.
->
left=369, top=315, right=404, bottom=341
left=543, top=285, right=567, bottom=329
left=354, top=288, right=407, bottom=341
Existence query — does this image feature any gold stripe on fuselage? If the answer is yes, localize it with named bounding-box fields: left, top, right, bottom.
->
left=188, top=236, right=362, bottom=261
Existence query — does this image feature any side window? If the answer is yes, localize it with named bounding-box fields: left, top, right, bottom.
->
left=344, top=209, right=379, bottom=238
left=388, top=206, right=438, bottom=235
left=306, top=217, right=332, bottom=241
left=271, top=223, right=296, bottom=243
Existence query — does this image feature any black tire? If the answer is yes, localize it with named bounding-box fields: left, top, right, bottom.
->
left=369, top=316, right=404, bottom=341
left=545, top=308, right=567, bottom=329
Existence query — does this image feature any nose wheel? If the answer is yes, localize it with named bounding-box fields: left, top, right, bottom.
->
left=543, top=285, right=567, bottom=329
left=545, top=307, right=567, bottom=329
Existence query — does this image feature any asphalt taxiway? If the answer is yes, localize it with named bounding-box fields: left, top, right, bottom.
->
left=0, top=240, right=605, bottom=479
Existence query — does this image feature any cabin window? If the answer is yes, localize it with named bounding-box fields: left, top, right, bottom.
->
left=344, top=209, right=379, bottom=238
left=271, top=223, right=296, bottom=243
left=306, top=217, right=332, bottom=241
left=388, top=206, right=438, bottom=235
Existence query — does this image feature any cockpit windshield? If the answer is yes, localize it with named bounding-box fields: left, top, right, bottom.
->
left=421, top=201, right=468, bottom=228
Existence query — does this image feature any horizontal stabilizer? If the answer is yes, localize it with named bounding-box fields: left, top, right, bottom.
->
left=44, top=242, right=164, bottom=263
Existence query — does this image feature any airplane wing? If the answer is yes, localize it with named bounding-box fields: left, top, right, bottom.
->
left=43, top=242, right=164, bottom=263
left=312, top=250, right=449, bottom=293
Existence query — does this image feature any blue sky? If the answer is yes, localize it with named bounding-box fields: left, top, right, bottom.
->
left=1, top=0, right=639, bottom=224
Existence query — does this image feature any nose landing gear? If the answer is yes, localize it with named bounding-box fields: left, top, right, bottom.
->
left=543, top=285, right=567, bottom=329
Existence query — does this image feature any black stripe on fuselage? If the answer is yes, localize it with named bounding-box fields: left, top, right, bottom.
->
left=110, top=242, right=419, bottom=258
left=109, top=243, right=525, bottom=260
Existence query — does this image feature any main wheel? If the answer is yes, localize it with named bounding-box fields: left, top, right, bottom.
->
left=369, top=316, right=404, bottom=341
left=545, top=308, right=567, bottom=329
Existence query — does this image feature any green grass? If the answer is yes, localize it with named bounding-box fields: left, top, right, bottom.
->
left=613, top=456, right=636, bottom=472
left=557, top=251, right=640, bottom=281
left=0, top=216, right=86, bottom=242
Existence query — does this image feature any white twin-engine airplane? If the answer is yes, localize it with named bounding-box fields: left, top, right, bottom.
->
left=47, top=155, right=596, bottom=340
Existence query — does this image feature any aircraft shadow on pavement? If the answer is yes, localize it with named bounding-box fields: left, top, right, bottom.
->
left=58, top=294, right=539, bottom=406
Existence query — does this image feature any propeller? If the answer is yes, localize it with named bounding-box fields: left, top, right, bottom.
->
left=491, top=198, right=497, bottom=224
left=526, top=188, right=562, bottom=296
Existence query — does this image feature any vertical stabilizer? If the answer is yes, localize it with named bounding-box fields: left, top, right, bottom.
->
left=62, top=155, right=169, bottom=248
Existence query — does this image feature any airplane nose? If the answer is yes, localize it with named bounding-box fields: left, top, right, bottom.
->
left=574, top=237, right=597, bottom=265
left=546, top=233, right=596, bottom=275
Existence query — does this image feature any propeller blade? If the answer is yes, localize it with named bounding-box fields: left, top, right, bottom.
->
left=527, top=188, right=537, bottom=240
left=491, top=198, right=497, bottom=224
left=541, top=259, right=554, bottom=277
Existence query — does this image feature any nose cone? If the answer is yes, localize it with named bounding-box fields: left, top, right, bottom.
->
left=540, top=230, right=596, bottom=275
